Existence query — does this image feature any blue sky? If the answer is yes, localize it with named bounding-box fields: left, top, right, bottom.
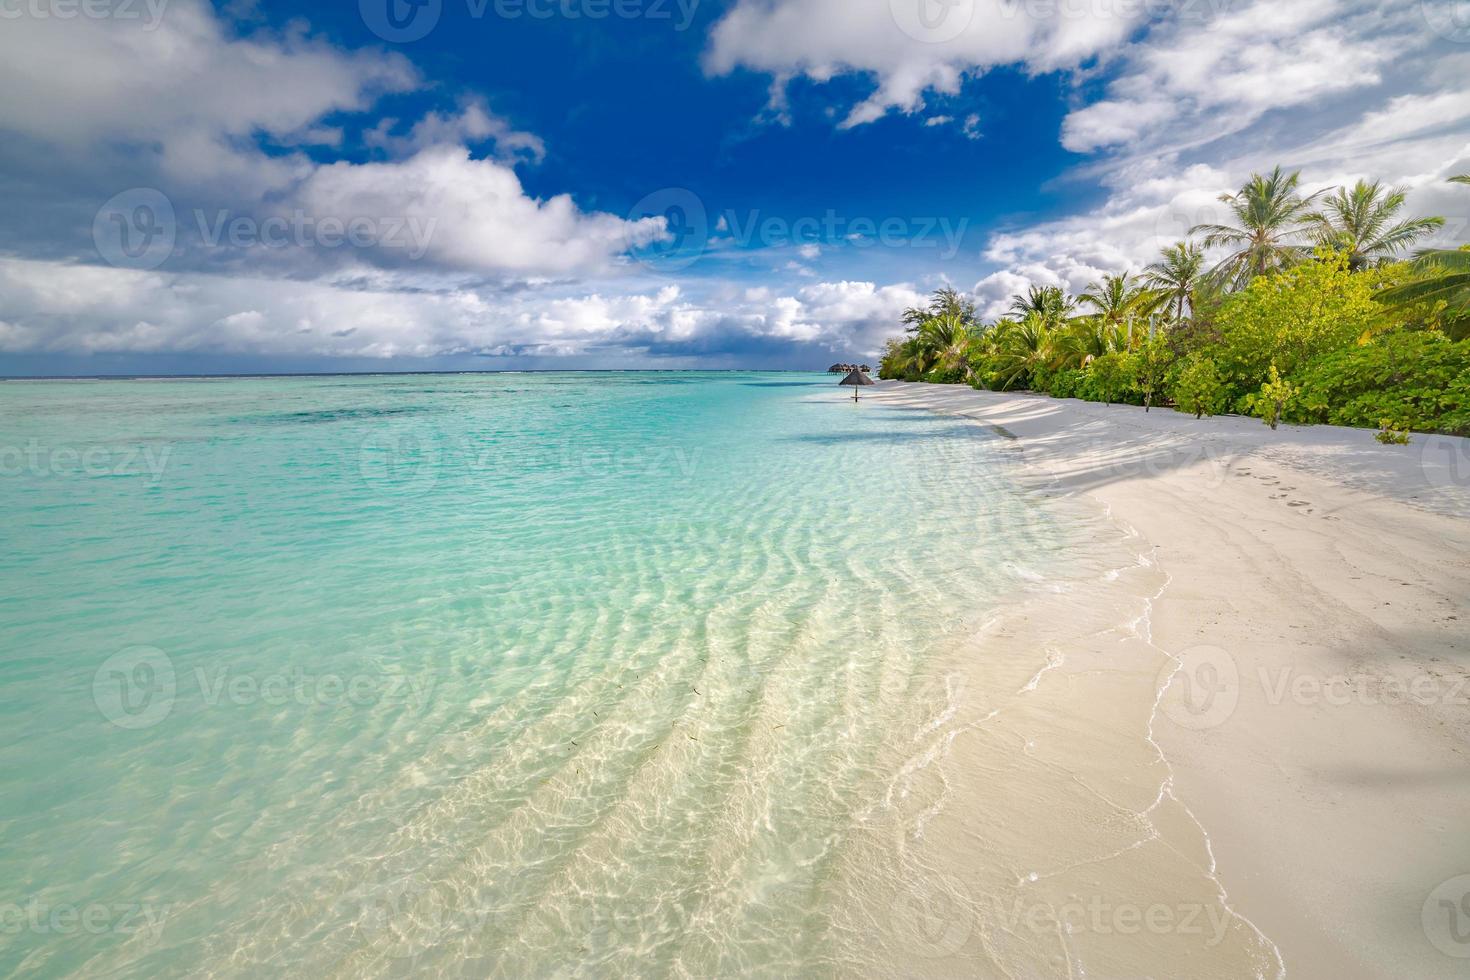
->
left=1, top=0, right=1467, bottom=375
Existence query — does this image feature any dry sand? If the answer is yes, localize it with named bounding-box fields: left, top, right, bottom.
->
left=866, top=381, right=1470, bottom=979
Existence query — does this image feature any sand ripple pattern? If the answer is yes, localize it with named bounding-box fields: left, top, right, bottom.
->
left=1, top=374, right=1135, bottom=977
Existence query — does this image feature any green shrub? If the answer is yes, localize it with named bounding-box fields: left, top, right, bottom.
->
left=1081, top=353, right=1135, bottom=405
left=1132, top=333, right=1176, bottom=411
left=1376, top=422, right=1412, bottom=445
left=923, top=365, right=968, bottom=385
left=1247, top=364, right=1295, bottom=429
left=1034, top=366, right=1085, bottom=398
left=1289, top=330, right=1470, bottom=435
left=1171, top=357, right=1226, bottom=419
left=1211, top=252, right=1385, bottom=409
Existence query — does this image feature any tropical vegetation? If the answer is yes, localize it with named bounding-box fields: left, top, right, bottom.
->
left=878, top=168, right=1470, bottom=438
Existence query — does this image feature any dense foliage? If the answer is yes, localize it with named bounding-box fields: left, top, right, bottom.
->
left=877, top=170, right=1470, bottom=438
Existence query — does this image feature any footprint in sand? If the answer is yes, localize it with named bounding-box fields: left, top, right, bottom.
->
left=1288, top=501, right=1310, bottom=508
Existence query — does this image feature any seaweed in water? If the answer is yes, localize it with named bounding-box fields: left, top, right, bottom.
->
left=240, top=406, right=433, bottom=425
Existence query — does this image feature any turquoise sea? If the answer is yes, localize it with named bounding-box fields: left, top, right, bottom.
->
left=0, top=372, right=1083, bottom=977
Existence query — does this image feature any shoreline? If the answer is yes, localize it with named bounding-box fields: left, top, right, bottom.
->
left=868, top=380, right=1470, bottom=978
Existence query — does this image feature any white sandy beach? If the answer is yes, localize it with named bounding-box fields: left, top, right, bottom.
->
left=865, top=380, right=1470, bottom=978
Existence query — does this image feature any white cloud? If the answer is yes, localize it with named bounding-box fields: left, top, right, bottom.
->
left=972, top=122, right=1470, bottom=319
left=291, top=147, right=666, bottom=278
left=0, top=258, right=923, bottom=361
left=364, top=100, right=546, bottom=164
left=0, top=0, right=666, bottom=287
left=1060, top=0, right=1417, bottom=153
left=704, top=0, right=1145, bottom=128
left=958, top=0, right=1470, bottom=317
left=0, top=0, right=416, bottom=193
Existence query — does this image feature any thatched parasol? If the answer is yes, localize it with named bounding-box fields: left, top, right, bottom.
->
left=839, top=367, right=875, bottom=401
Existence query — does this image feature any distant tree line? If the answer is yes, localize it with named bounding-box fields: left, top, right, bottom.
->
left=878, top=170, right=1470, bottom=439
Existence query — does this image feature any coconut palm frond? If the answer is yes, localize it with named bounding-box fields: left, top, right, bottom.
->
left=1304, top=179, right=1445, bottom=270
left=1191, top=166, right=1320, bottom=290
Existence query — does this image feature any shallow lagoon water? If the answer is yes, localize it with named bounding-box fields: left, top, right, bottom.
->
left=0, top=372, right=1208, bottom=976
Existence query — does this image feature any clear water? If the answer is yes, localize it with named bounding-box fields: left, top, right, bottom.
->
left=0, top=372, right=1079, bottom=977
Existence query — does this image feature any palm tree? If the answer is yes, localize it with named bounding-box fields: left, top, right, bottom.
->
left=1377, top=174, right=1470, bottom=339
left=902, top=286, right=976, bottom=332
left=989, top=314, right=1054, bottom=389
left=1054, top=319, right=1127, bottom=369
left=917, top=311, right=973, bottom=378
left=1074, top=272, right=1156, bottom=342
left=1143, top=242, right=1206, bottom=323
left=1007, top=285, right=1073, bottom=328
left=1304, top=179, right=1444, bottom=271
left=1191, top=167, right=1323, bottom=290
left=897, top=335, right=932, bottom=378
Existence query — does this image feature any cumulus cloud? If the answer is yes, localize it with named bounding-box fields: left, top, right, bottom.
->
left=364, top=100, right=547, bottom=164
left=290, top=147, right=666, bottom=278
left=704, top=0, right=1144, bottom=128
left=972, top=128, right=1470, bottom=320
left=0, top=2, right=414, bottom=144
left=1060, top=0, right=1418, bottom=153
left=0, top=258, right=923, bottom=361
left=0, top=0, right=415, bottom=195
left=0, top=0, right=667, bottom=287
left=963, top=0, right=1470, bottom=316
